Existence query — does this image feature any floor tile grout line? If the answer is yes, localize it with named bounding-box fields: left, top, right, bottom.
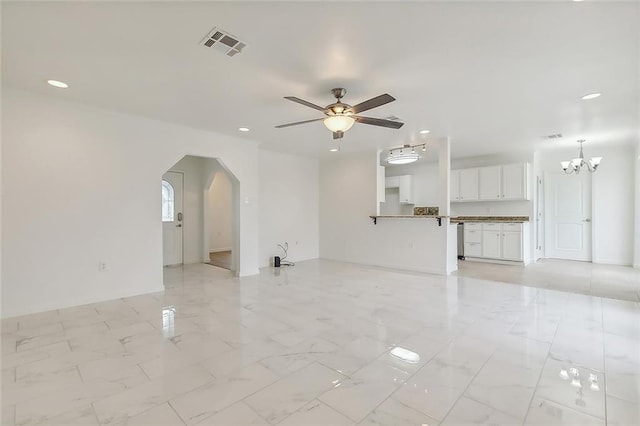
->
left=167, top=400, right=188, bottom=426
left=437, top=346, right=499, bottom=425
left=334, top=330, right=472, bottom=424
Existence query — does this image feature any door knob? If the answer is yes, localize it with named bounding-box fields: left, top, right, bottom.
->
left=176, top=224, right=182, bottom=228
left=582, top=218, right=591, bottom=222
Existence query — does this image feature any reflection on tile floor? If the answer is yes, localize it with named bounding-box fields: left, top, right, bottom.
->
left=455, top=259, right=640, bottom=302
left=1, top=259, right=639, bottom=425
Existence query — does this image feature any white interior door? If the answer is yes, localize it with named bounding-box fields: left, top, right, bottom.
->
left=162, top=171, right=183, bottom=266
left=545, top=171, right=591, bottom=261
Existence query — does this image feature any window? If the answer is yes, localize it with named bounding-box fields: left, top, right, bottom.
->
left=162, top=180, right=175, bottom=222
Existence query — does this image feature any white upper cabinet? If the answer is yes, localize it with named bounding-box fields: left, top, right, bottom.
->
left=450, top=169, right=459, bottom=201
left=502, top=163, right=529, bottom=200
left=398, top=175, right=414, bottom=204
left=385, top=176, right=399, bottom=188
left=385, top=175, right=414, bottom=204
left=479, top=166, right=501, bottom=201
left=452, top=163, right=529, bottom=203
left=451, top=168, right=478, bottom=202
left=458, top=168, right=479, bottom=201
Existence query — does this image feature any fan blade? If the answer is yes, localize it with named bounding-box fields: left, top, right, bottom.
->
left=350, top=94, right=395, bottom=114
left=333, top=131, right=344, bottom=140
left=275, top=118, right=324, bottom=128
left=354, top=116, right=404, bottom=129
left=284, top=96, right=326, bottom=112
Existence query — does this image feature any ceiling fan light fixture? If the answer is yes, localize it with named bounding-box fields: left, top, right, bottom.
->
left=323, top=115, right=355, bottom=133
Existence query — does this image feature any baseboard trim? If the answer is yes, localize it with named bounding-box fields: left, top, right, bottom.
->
left=593, top=259, right=633, bottom=266
left=209, top=247, right=232, bottom=253
left=319, top=256, right=446, bottom=276
left=463, top=257, right=525, bottom=266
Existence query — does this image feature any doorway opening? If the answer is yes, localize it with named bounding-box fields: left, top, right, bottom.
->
left=205, top=166, right=234, bottom=270
left=161, top=155, right=240, bottom=273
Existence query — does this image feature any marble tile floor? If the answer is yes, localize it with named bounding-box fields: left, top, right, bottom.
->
left=1, top=259, right=639, bottom=425
left=455, top=259, right=640, bottom=303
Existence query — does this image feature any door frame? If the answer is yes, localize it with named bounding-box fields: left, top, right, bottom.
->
left=162, top=170, right=184, bottom=266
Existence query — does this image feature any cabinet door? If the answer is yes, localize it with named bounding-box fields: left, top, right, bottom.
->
left=479, top=166, right=501, bottom=200
left=464, top=228, right=482, bottom=243
left=502, top=231, right=523, bottom=260
left=502, top=163, right=528, bottom=200
left=458, top=168, right=479, bottom=201
left=398, top=175, right=413, bottom=204
left=450, top=171, right=460, bottom=202
left=464, top=242, right=482, bottom=257
left=482, top=230, right=501, bottom=258
left=385, top=176, right=399, bottom=188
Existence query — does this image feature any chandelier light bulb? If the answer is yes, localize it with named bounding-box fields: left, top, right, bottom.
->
left=561, top=140, right=602, bottom=174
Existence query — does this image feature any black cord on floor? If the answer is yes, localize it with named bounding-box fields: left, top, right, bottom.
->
left=278, top=242, right=295, bottom=267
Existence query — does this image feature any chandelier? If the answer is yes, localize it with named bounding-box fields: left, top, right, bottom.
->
left=561, top=140, right=602, bottom=174
left=387, top=143, right=426, bottom=165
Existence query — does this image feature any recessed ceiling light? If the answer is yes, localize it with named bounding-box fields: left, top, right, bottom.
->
left=581, top=92, right=601, bottom=100
left=238, top=127, right=250, bottom=132
left=419, top=130, right=430, bottom=134
left=329, top=148, right=339, bottom=152
left=573, top=0, right=584, bottom=2
left=47, top=80, right=69, bottom=88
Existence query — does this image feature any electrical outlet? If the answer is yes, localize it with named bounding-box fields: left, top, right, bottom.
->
left=409, top=242, right=415, bottom=249
left=98, top=261, right=107, bottom=271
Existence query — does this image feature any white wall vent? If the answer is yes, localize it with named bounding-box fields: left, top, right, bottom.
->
left=200, top=27, right=246, bottom=57
left=544, top=133, right=563, bottom=140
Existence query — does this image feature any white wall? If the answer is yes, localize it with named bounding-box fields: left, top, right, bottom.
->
left=320, top=151, right=449, bottom=274
left=539, top=144, right=635, bottom=266
left=636, top=140, right=640, bottom=268
left=1, top=88, right=260, bottom=318
left=258, top=150, right=319, bottom=267
left=207, top=170, right=233, bottom=252
left=380, top=188, right=413, bottom=216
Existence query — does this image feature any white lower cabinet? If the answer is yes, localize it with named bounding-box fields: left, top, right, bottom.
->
left=482, top=229, right=502, bottom=258
left=464, top=222, right=525, bottom=262
left=502, top=231, right=523, bottom=260
left=464, top=242, right=482, bottom=257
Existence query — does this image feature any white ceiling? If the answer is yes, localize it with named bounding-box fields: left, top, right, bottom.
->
left=2, top=1, right=638, bottom=158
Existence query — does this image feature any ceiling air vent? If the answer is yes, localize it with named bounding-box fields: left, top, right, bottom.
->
left=544, top=133, right=563, bottom=140
left=201, top=27, right=246, bottom=57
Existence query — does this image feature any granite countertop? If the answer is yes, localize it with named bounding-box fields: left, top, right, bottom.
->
left=370, top=215, right=449, bottom=219
left=450, top=216, right=529, bottom=223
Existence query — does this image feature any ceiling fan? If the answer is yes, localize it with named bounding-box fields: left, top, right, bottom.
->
left=275, top=88, right=404, bottom=139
